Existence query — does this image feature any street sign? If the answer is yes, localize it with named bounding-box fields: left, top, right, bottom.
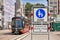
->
left=31, top=6, right=50, bottom=40
left=34, top=25, right=48, bottom=32
left=34, top=7, right=47, bottom=24
left=36, top=9, right=45, bottom=18
left=32, top=6, right=48, bottom=33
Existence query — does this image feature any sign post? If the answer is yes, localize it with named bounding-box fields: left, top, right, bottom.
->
left=31, top=6, right=50, bottom=40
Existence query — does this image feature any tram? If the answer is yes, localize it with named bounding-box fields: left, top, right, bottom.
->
left=11, top=17, right=30, bottom=34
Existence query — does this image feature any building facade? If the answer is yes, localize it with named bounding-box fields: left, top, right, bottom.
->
left=3, top=0, right=16, bottom=29
left=15, top=0, right=21, bottom=17
left=49, top=0, right=58, bottom=17
left=0, top=0, right=16, bottom=29
left=0, top=0, right=4, bottom=29
left=58, top=0, right=60, bottom=14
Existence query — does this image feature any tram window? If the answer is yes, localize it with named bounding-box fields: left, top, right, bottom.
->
left=16, top=20, right=21, bottom=26
left=16, top=20, right=23, bottom=26
left=11, top=20, right=15, bottom=26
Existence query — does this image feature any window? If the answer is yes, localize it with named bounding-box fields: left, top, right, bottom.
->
left=50, top=10, right=53, bottom=12
left=2, top=12, right=4, bottom=16
left=59, top=2, right=60, bottom=3
left=0, top=19, right=1, bottom=21
left=50, top=2, right=53, bottom=4
left=0, top=5, right=3, bottom=11
left=54, top=2, right=57, bottom=4
left=11, top=19, right=15, bottom=26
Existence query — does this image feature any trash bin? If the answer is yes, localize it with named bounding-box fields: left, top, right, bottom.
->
left=53, top=22, right=60, bottom=31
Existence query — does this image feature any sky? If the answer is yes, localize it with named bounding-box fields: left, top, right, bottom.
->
left=21, top=0, right=47, bottom=6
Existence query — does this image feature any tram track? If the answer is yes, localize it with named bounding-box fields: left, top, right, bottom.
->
left=10, top=32, right=30, bottom=40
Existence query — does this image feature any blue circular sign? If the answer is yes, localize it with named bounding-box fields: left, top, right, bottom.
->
left=36, top=9, right=45, bottom=18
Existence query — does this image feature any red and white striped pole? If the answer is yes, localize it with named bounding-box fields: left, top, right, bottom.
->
left=48, top=12, right=50, bottom=40
left=30, top=13, right=34, bottom=33
left=30, top=13, right=34, bottom=30
left=48, top=12, right=51, bottom=30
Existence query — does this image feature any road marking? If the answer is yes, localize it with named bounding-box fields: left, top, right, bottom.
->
left=17, top=32, right=30, bottom=40
left=9, top=32, right=30, bottom=40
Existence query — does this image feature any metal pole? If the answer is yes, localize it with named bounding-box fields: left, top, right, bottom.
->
left=48, top=15, right=50, bottom=40
left=15, top=0, right=17, bottom=29
left=15, top=1, right=16, bottom=17
left=48, top=0, right=50, bottom=40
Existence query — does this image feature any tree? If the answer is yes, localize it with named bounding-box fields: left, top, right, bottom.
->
left=25, top=3, right=33, bottom=16
left=35, top=3, right=45, bottom=6
left=25, top=3, right=45, bottom=16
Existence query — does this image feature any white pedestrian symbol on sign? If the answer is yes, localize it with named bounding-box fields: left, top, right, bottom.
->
left=38, top=11, right=43, bottom=17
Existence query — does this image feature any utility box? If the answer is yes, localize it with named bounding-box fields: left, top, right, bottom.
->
left=53, top=22, right=60, bottom=31
left=53, top=15, right=60, bottom=31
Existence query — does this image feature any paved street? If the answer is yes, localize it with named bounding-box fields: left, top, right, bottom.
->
left=0, top=0, right=60, bottom=40
left=22, top=31, right=60, bottom=40
left=0, top=30, right=30, bottom=40
left=0, top=30, right=60, bottom=40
